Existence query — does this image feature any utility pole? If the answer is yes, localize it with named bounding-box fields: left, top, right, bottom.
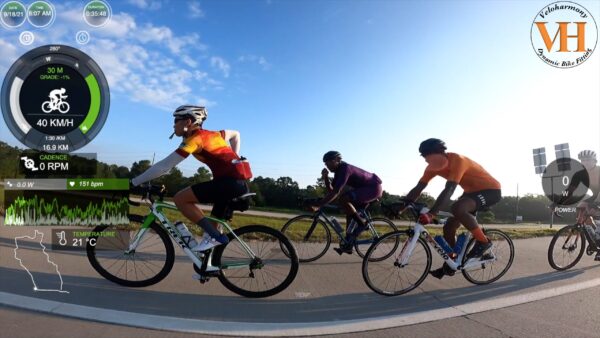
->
left=515, top=183, right=519, bottom=224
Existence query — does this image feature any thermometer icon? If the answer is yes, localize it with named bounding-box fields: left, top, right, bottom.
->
left=56, top=231, right=67, bottom=246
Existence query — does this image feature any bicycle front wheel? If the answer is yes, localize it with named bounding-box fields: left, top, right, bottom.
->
left=213, top=225, right=299, bottom=298
left=362, top=230, right=431, bottom=296
left=281, top=215, right=331, bottom=262
left=86, top=215, right=175, bottom=287
left=354, top=217, right=398, bottom=259
left=462, top=229, right=514, bottom=285
left=548, top=224, right=585, bottom=271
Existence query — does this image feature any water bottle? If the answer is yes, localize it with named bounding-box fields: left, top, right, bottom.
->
left=434, top=235, right=453, bottom=254
left=330, top=217, right=343, bottom=233
left=453, top=233, right=468, bottom=254
left=175, top=221, right=198, bottom=248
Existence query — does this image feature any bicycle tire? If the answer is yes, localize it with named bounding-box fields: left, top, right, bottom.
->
left=461, top=229, right=514, bottom=285
left=548, top=224, right=586, bottom=271
left=362, top=230, right=431, bottom=296
left=354, top=217, right=398, bottom=259
left=281, top=215, right=331, bottom=262
left=213, top=225, right=299, bottom=298
left=86, top=214, right=175, bottom=287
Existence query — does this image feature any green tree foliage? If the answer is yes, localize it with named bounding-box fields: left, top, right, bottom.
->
left=130, top=160, right=152, bottom=178
left=189, top=167, right=212, bottom=185
left=0, top=142, right=22, bottom=178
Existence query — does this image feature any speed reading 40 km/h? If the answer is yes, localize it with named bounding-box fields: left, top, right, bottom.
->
left=1, top=45, right=110, bottom=152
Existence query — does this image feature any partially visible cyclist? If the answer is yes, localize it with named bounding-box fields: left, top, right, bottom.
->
left=403, top=138, right=502, bottom=279
left=131, top=105, right=252, bottom=254
left=552, top=150, right=600, bottom=259
left=309, top=151, right=383, bottom=255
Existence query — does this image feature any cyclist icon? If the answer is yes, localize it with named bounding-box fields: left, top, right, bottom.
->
left=41, top=88, right=70, bottom=114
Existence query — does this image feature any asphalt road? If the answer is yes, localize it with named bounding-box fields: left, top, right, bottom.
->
left=2, top=225, right=599, bottom=337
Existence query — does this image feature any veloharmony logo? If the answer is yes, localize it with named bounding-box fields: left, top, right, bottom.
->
left=531, top=1, right=597, bottom=68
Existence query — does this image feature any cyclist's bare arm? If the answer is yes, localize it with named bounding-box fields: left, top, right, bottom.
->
left=222, top=130, right=240, bottom=154
left=430, top=181, right=457, bottom=214
left=322, top=172, right=333, bottom=193
left=131, top=151, right=185, bottom=186
left=406, top=181, right=427, bottom=202
left=319, top=188, right=341, bottom=208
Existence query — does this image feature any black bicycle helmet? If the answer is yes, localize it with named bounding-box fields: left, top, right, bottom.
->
left=323, top=150, right=342, bottom=162
left=419, top=138, right=447, bottom=156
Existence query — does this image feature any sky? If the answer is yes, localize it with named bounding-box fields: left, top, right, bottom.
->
left=0, top=0, right=599, bottom=199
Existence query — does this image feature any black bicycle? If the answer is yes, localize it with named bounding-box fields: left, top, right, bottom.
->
left=548, top=204, right=600, bottom=271
left=281, top=198, right=399, bottom=262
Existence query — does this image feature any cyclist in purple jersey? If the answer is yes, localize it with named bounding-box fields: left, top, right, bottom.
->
left=310, top=151, right=383, bottom=254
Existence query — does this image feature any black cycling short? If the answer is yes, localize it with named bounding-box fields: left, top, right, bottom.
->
left=460, top=189, right=502, bottom=212
left=191, top=177, right=249, bottom=219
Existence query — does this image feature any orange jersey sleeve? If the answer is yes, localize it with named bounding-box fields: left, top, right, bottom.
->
left=175, top=132, right=203, bottom=157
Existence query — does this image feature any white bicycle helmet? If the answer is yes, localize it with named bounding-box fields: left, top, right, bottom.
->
left=578, top=150, right=597, bottom=161
left=173, top=105, right=207, bottom=125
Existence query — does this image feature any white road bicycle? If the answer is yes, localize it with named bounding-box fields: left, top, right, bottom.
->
left=362, top=200, right=514, bottom=296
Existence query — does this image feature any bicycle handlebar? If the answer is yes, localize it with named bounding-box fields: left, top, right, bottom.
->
left=130, top=184, right=166, bottom=205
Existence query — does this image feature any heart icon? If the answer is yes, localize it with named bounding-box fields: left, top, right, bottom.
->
left=69, top=181, right=75, bottom=187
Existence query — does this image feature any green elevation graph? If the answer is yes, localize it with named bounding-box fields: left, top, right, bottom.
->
left=5, top=195, right=129, bottom=226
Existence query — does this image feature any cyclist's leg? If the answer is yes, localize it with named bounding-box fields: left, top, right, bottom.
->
left=174, top=180, right=227, bottom=243
left=173, top=187, right=207, bottom=224
left=457, top=190, right=502, bottom=258
left=443, top=216, right=461, bottom=248
left=344, top=184, right=383, bottom=239
left=209, top=178, right=249, bottom=221
left=429, top=216, right=461, bottom=279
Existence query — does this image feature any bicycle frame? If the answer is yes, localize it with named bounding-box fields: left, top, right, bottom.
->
left=127, top=199, right=258, bottom=271
left=308, top=208, right=382, bottom=245
left=397, top=211, right=496, bottom=272
left=575, top=211, right=600, bottom=248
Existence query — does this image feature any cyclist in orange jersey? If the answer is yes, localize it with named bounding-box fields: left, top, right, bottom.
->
left=404, top=138, right=502, bottom=279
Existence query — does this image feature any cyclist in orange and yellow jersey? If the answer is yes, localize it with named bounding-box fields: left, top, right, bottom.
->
left=404, top=138, right=502, bottom=279
left=131, top=105, right=252, bottom=254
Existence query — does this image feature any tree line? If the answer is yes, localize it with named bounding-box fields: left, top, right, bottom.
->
left=0, top=141, right=571, bottom=224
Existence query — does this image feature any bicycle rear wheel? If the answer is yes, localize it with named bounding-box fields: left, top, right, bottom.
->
left=86, top=215, right=175, bottom=287
left=461, top=229, right=514, bottom=285
left=281, top=215, right=331, bottom=262
left=362, top=230, right=431, bottom=296
left=548, top=224, right=585, bottom=271
left=213, top=225, right=299, bottom=298
left=354, top=217, right=398, bottom=259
